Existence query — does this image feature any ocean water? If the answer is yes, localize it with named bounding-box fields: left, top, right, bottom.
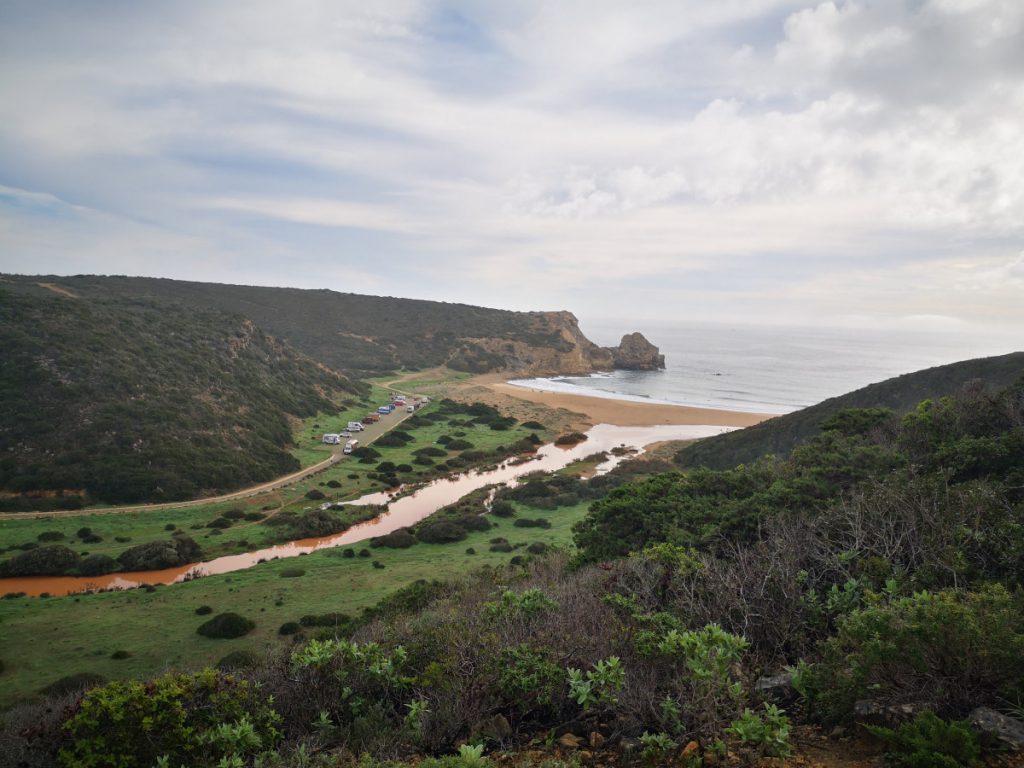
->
left=510, top=321, right=1021, bottom=415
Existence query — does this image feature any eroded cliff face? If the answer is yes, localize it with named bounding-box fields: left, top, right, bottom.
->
left=457, top=311, right=664, bottom=376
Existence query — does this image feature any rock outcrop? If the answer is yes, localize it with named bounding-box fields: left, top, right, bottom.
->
left=606, top=332, right=666, bottom=371
left=462, top=311, right=665, bottom=376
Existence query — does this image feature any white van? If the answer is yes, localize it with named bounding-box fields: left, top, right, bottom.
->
left=347, top=422, right=364, bottom=432
left=322, top=433, right=341, bottom=445
left=343, top=439, right=359, bottom=454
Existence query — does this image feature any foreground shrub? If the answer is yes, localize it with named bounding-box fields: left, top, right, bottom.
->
left=867, top=711, right=982, bottom=768
left=809, top=586, right=1024, bottom=722
left=372, top=529, right=418, bottom=549
left=197, top=612, right=256, bottom=639
left=58, top=669, right=282, bottom=768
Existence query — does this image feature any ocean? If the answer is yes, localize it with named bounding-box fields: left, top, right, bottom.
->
left=509, top=320, right=1021, bottom=415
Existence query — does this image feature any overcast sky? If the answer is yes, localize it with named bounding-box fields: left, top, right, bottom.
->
left=1, top=0, right=1022, bottom=337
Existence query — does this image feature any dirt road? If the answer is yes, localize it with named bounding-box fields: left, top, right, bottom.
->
left=4, top=397, right=421, bottom=520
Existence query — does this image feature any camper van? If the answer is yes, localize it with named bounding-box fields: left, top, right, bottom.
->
left=347, top=422, right=364, bottom=432
left=322, top=433, right=341, bottom=445
left=343, top=439, right=359, bottom=454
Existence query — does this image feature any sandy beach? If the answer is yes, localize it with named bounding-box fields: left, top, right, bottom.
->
left=489, top=382, right=772, bottom=428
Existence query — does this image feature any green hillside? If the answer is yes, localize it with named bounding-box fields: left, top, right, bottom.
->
left=675, top=350, right=1024, bottom=470
left=0, top=288, right=358, bottom=507
left=1, top=275, right=580, bottom=375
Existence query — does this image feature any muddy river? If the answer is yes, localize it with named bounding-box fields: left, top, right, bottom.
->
left=2, top=424, right=730, bottom=597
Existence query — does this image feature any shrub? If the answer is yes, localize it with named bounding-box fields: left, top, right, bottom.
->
left=77, top=554, right=119, bottom=576
left=37, top=531, right=65, bottom=542
left=446, top=439, right=474, bottom=451
left=521, top=420, right=546, bottom=430
left=358, top=549, right=372, bottom=558
left=57, top=669, right=282, bottom=768
left=305, top=489, right=326, bottom=500
left=555, top=432, right=588, bottom=446
left=217, top=650, right=261, bottom=671
left=40, top=672, right=106, bottom=697
left=417, top=520, right=468, bottom=544
left=207, top=517, right=233, bottom=529
left=195, top=605, right=214, bottom=615
left=117, top=534, right=202, bottom=571
left=327, top=480, right=342, bottom=488
left=810, top=586, right=1024, bottom=722
left=465, top=547, right=476, bottom=555
left=499, top=644, right=563, bottom=711
left=373, top=560, right=386, bottom=569
left=567, top=656, right=625, bottom=712
left=196, top=612, right=256, bottom=639
left=279, top=622, right=302, bottom=636
left=222, top=509, right=246, bottom=520
left=527, top=542, right=548, bottom=555
left=372, top=529, right=418, bottom=549
left=513, top=517, right=551, bottom=529
left=489, top=541, right=513, bottom=552
left=0, top=544, right=80, bottom=576
left=414, top=446, right=447, bottom=457
left=299, top=612, right=352, bottom=628
left=280, top=568, right=305, bottom=578
left=342, top=548, right=356, bottom=558
left=244, top=511, right=266, bottom=521
left=490, top=500, right=515, bottom=517
left=727, top=704, right=792, bottom=759
left=867, top=711, right=982, bottom=768
left=110, top=650, right=131, bottom=660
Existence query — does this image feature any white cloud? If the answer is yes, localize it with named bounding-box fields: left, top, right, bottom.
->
left=0, top=0, right=1022, bottom=329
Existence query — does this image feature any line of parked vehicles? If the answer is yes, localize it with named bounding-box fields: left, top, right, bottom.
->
left=322, top=393, right=429, bottom=454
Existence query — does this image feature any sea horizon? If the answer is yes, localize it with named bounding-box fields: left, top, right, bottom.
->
left=514, top=320, right=1022, bottom=415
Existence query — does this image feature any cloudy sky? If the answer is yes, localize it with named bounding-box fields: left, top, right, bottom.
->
left=1, top=0, right=1022, bottom=335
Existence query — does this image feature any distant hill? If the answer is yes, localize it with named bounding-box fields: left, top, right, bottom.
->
left=0, top=275, right=664, bottom=376
left=0, top=286, right=358, bottom=507
left=675, top=351, right=1024, bottom=470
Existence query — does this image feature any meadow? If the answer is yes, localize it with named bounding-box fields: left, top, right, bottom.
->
left=0, top=498, right=586, bottom=707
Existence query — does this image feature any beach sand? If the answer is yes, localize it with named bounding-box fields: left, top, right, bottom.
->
left=488, top=382, right=772, bottom=428
left=388, top=369, right=775, bottom=431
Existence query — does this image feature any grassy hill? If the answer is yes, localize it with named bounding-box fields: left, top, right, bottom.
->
left=675, top=350, right=1024, bottom=469
left=1, top=275, right=592, bottom=376
left=0, top=286, right=359, bottom=507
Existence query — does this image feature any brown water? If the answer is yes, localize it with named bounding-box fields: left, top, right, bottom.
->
left=2, top=424, right=730, bottom=597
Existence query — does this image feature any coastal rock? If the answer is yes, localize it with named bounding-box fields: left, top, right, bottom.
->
left=606, top=332, right=666, bottom=371
left=969, top=707, right=1024, bottom=750
left=754, top=671, right=797, bottom=703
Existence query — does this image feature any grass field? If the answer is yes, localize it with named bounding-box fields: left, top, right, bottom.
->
left=0, top=384, right=551, bottom=567
left=0, top=498, right=587, bottom=708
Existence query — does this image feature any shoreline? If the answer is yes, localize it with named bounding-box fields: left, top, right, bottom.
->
left=484, top=376, right=773, bottom=429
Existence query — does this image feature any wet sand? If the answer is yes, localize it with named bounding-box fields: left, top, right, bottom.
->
left=487, top=380, right=773, bottom=429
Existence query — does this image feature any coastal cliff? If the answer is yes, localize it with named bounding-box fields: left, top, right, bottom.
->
left=462, top=311, right=665, bottom=376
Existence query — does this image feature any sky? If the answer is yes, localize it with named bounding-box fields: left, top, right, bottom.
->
left=1, top=0, right=1022, bottom=338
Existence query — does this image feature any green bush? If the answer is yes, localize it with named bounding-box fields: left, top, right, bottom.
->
left=446, top=439, right=474, bottom=451
left=196, top=612, right=256, bottom=640
left=110, top=650, right=131, bottom=660
left=867, top=711, right=982, bottom=768
left=37, top=531, right=65, bottom=542
left=57, top=669, right=282, bottom=768
left=280, top=568, right=306, bottom=578
left=279, top=621, right=302, bottom=636
left=222, top=509, right=246, bottom=520
left=810, top=586, right=1024, bottom=722
left=372, top=529, right=418, bottom=549
left=513, top=517, right=551, bottom=529
left=216, top=650, right=261, bottom=672
left=195, top=605, right=213, bottom=616
left=305, top=489, right=325, bottom=500
left=40, top=672, right=106, bottom=697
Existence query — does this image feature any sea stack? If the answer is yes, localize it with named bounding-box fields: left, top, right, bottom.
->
left=607, top=332, right=666, bottom=370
